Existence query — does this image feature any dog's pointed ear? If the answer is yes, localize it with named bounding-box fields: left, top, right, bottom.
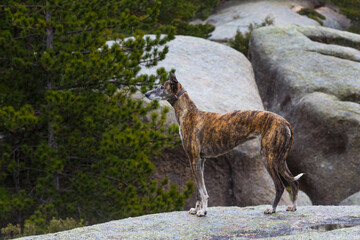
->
left=170, top=73, right=178, bottom=92
left=170, top=73, right=178, bottom=83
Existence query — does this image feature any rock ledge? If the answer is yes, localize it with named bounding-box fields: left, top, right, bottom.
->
left=18, top=206, right=360, bottom=239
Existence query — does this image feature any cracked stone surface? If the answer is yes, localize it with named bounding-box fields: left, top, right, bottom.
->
left=191, top=0, right=350, bottom=41
left=17, top=206, right=360, bottom=239
left=250, top=25, right=360, bottom=205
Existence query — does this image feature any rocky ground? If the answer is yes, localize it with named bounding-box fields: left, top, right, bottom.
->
left=18, top=206, right=360, bottom=239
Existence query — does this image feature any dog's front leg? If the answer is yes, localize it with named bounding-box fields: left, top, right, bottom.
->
left=189, top=157, right=209, bottom=217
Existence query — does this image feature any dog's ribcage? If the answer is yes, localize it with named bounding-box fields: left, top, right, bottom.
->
left=199, top=111, right=261, bottom=158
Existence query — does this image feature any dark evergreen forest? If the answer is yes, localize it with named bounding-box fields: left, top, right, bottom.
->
left=0, top=0, right=218, bottom=237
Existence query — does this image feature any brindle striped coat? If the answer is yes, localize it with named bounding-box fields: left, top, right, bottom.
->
left=145, top=74, right=303, bottom=216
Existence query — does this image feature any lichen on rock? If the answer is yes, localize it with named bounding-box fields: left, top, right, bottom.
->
left=17, top=206, right=360, bottom=240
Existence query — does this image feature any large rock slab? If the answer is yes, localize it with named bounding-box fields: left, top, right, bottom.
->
left=192, top=0, right=350, bottom=41
left=340, top=192, right=360, bottom=206
left=316, top=6, right=351, bottom=30
left=18, top=206, right=360, bottom=239
left=140, top=35, right=294, bottom=209
left=250, top=25, right=360, bottom=205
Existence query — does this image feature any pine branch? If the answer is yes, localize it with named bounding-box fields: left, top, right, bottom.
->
left=0, top=5, right=44, bottom=8
left=12, top=26, right=114, bottom=41
left=13, top=33, right=42, bottom=40
left=55, top=79, right=153, bottom=90
left=139, top=56, right=163, bottom=65
left=66, top=27, right=93, bottom=35
left=65, top=25, right=116, bottom=35
left=104, top=175, right=129, bottom=186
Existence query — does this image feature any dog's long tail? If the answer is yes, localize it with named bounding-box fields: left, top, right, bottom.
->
left=293, top=173, right=304, bottom=181
left=278, top=123, right=304, bottom=182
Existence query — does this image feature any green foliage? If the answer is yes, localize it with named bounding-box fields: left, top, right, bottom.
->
left=229, top=30, right=251, bottom=57
left=229, top=16, right=274, bottom=57
left=1, top=223, right=21, bottom=240
left=158, top=0, right=198, bottom=24
left=297, top=8, right=326, bottom=25
left=330, top=0, right=360, bottom=21
left=348, top=24, right=360, bottom=34
left=194, top=0, right=221, bottom=20
left=0, top=0, right=195, bottom=238
left=154, top=0, right=220, bottom=38
left=1, top=217, right=86, bottom=239
left=329, top=0, right=360, bottom=33
left=172, top=19, right=215, bottom=38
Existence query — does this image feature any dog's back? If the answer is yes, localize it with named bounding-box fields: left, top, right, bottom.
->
left=188, top=110, right=291, bottom=159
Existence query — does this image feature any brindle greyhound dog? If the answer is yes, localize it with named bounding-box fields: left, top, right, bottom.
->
left=145, top=73, right=303, bottom=217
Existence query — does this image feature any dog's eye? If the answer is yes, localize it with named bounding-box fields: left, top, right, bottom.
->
left=160, top=85, right=165, bottom=89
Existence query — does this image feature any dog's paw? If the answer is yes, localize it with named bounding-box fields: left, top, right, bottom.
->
left=264, top=208, right=275, bottom=214
left=196, top=209, right=207, bottom=217
left=189, top=208, right=197, bottom=215
left=286, top=206, right=297, bottom=212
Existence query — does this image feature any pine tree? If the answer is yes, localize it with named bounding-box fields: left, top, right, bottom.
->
left=0, top=0, right=193, bottom=236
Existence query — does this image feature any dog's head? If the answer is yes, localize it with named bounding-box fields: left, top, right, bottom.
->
left=145, top=73, right=183, bottom=101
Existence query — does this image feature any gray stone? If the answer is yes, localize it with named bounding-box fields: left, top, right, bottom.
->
left=340, top=192, right=360, bottom=206
left=297, top=190, right=313, bottom=206
left=316, top=6, right=351, bottom=30
left=139, top=35, right=295, bottom=209
left=17, top=205, right=360, bottom=240
left=191, top=0, right=351, bottom=41
left=192, top=0, right=320, bottom=41
left=250, top=25, right=360, bottom=205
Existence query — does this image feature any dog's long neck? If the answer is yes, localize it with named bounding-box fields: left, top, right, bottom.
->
left=171, top=89, right=198, bottom=125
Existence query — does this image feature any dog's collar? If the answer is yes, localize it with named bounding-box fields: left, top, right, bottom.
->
left=168, top=88, right=187, bottom=105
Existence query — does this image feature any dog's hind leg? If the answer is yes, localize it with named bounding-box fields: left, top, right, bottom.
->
left=262, top=125, right=302, bottom=214
left=263, top=156, right=285, bottom=214
left=279, top=172, right=299, bottom=212
left=261, top=132, right=285, bottom=214
left=283, top=165, right=300, bottom=212
left=276, top=126, right=302, bottom=212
